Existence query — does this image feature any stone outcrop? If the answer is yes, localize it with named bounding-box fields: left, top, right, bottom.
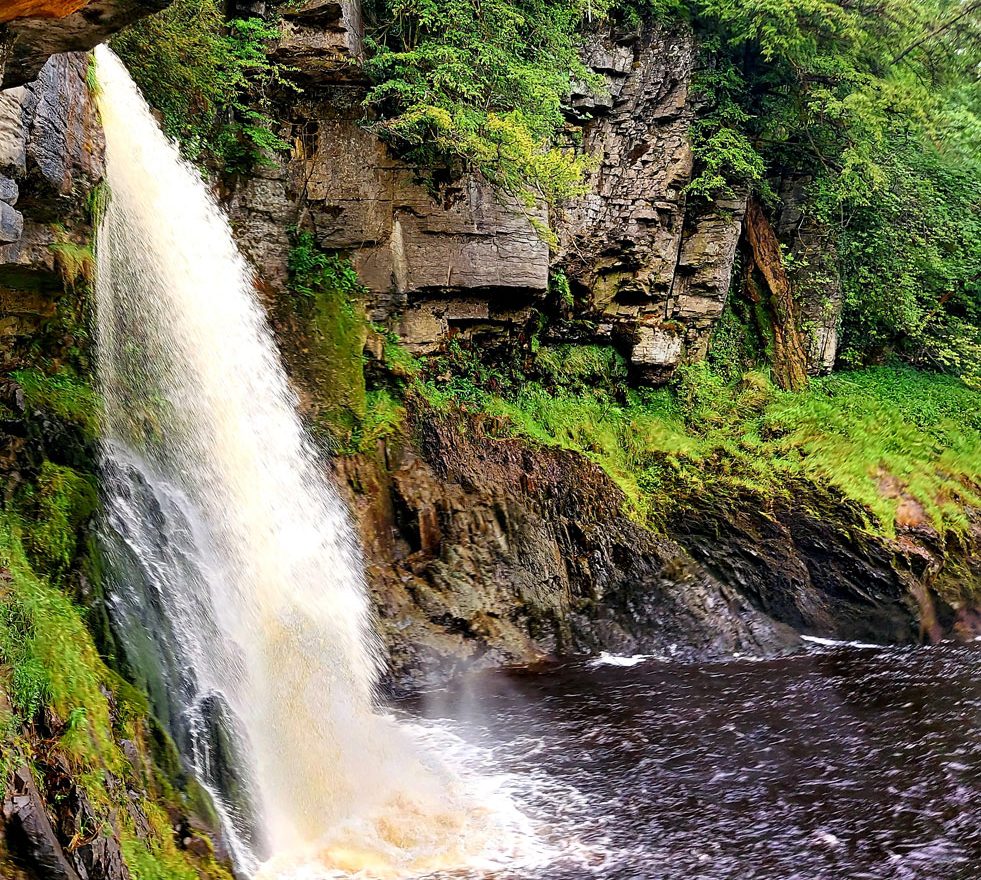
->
left=336, top=410, right=801, bottom=689
left=230, top=10, right=762, bottom=375
left=232, top=79, right=550, bottom=355
left=671, top=481, right=981, bottom=645
left=775, top=175, right=844, bottom=374
left=2, top=0, right=171, bottom=87
left=0, top=51, right=101, bottom=365
left=554, top=28, right=745, bottom=377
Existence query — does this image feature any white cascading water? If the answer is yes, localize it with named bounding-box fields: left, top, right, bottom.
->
left=92, top=45, right=534, bottom=878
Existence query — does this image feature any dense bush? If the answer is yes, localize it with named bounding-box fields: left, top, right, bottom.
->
left=362, top=0, right=598, bottom=205
left=112, top=0, right=292, bottom=170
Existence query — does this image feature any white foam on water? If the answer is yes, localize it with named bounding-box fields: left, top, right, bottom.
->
left=800, top=635, right=885, bottom=650
left=589, top=652, right=656, bottom=668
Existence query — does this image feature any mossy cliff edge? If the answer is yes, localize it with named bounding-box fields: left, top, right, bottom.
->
left=0, top=28, right=233, bottom=880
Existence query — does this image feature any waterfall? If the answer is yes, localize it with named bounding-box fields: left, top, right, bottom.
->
left=91, top=46, right=498, bottom=877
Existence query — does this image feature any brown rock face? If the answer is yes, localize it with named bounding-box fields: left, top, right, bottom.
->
left=2, top=0, right=172, bottom=87
left=0, top=1, right=89, bottom=24
left=336, top=410, right=800, bottom=689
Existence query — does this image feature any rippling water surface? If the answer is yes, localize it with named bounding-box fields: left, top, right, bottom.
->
left=403, top=643, right=980, bottom=880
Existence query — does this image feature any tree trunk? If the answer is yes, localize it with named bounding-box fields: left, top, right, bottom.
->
left=744, top=198, right=809, bottom=392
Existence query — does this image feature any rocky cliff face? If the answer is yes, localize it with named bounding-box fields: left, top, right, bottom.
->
left=219, top=0, right=978, bottom=682
left=337, top=410, right=801, bottom=689
left=230, top=4, right=834, bottom=381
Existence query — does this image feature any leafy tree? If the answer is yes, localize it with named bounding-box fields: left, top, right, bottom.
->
left=112, top=0, right=293, bottom=171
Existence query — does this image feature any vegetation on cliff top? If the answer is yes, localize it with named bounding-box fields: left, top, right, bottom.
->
left=687, top=0, right=981, bottom=384
left=362, top=0, right=599, bottom=205
left=112, top=0, right=291, bottom=170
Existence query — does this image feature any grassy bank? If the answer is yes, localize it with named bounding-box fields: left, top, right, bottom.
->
left=370, top=343, right=981, bottom=537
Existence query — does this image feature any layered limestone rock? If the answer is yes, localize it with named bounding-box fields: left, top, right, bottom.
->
left=554, top=28, right=745, bottom=377
left=230, top=8, right=760, bottom=375
left=231, top=81, right=550, bottom=355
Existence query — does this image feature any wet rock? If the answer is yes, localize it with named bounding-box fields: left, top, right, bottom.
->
left=56, top=783, right=130, bottom=880
left=666, top=483, right=960, bottom=644
left=2, top=766, right=81, bottom=880
left=19, top=52, right=105, bottom=214
left=0, top=176, right=19, bottom=203
left=336, top=410, right=800, bottom=690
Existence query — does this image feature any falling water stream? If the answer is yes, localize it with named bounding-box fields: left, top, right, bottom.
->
left=91, top=45, right=535, bottom=878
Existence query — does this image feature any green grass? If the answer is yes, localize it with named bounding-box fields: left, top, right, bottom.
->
left=414, top=362, right=981, bottom=537
left=0, top=512, right=121, bottom=768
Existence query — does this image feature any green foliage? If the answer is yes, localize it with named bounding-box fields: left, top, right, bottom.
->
left=351, top=389, right=407, bottom=452
left=684, top=0, right=981, bottom=383
left=363, top=0, right=599, bottom=205
left=685, top=61, right=769, bottom=202
left=706, top=297, right=765, bottom=380
left=49, top=227, right=95, bottom=290
left=417, top=361, right=981, bottom=536
left=535, top=343, right=628, bottom=391
left=834, top=139, right=981, bottom=383
left=288, top=233, right=368, bottom=438
left=121, top=800, right=232, bottom=880
left=289, top=232, right=364, bottom=299
left=112, top=0, right=293, bottom=170
left=12, top=369, right=101, bottom=440
left=16, top=462, right=98, bottom=579
left=0, top=513, right=121, bottom=767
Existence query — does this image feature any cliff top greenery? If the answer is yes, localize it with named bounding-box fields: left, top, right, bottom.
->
left=400, top=344, right=981, bottom=542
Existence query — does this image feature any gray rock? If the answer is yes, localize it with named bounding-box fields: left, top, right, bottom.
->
left=0, top=87, right=28, bottom=176
left=21, top=52, right=105, bottom=204
left=2, top=766, right=82, bottom=880
left=0, top=198, right=24, bottom=241
left=0, top=174, right=20, bottom=203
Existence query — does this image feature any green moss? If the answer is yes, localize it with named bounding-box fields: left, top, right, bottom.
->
left=288, top=233, right=368, bottom=441
left=380, top=331, right=422, bottom=380
left=49, top=228, right=95, bottom=291
left=0, top=513, right=121, bottom=768
left=12, top=368, right=101, bottom=440
left=121, top=800, right=232, bottom=880
left=16, top=462, right=98, bottom=578
left=349, top=389, right=406, bottom=453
